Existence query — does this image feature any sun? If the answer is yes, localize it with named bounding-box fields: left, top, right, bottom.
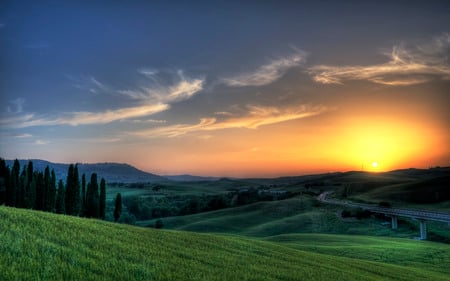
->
left=371, top=162, right=379, bottom=169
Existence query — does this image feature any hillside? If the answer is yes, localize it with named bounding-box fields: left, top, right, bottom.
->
left=1, top=206, right=449, bottom=281
left=5, top=159, right=165, bottom=183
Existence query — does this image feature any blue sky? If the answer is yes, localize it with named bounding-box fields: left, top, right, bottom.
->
left=1, top=1, right=449, bottom=177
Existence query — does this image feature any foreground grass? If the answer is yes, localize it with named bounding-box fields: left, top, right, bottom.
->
left=1, top=206, right=449, bottom=281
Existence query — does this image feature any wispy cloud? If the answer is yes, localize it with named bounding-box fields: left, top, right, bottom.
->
left=6, top=98, right=25, bottom=113
left=35, top=139, right=50, bottom=145
left=223, top=50, right=307, bottom=87
left=119, top=70, right=204, bottom=103
left=2, top=103, right=169, bottom=128
left=131, top=104, right=327, bottom=137
left=2, top=70, right=203, bottom=128
left=309, top=33, right=450, bottom=86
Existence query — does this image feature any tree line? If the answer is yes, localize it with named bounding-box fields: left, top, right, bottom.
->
left=0, top=158, right=112, bottom=220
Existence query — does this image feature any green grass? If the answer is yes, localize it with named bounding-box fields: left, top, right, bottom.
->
left=1, top=206, right=449, bottom=281
left=140, top=196, right=450, bottom=241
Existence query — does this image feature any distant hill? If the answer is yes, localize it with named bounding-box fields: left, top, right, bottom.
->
left=163, top=174, right=220, bottom=182
left=4, top=159, right=165, bottom=183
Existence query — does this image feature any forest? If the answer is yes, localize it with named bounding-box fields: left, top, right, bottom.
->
left=0, top=158, right=110, bottom=220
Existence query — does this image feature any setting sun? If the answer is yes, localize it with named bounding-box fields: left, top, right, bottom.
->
left=371, top=162, right=379, bottom=168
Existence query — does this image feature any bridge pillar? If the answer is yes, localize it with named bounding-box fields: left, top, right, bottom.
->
left=391, top=216, right=398, bottom=229
left=419, top=220, right=427, bottom=240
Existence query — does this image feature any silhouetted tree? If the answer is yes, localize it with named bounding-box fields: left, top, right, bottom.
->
left=86, top=173, right=99, bottom=218
left=47, top=169, right=56, bottom=212
left=43, top=166, right=50, bottom=211
left=80, top=173, right=86, bottom=216
left=55, top=179, right=65, bottom=214
left=34, top=172, right=45, bottom=210
left=0, top=159, right=9, bottom=205
left=65, top=164, right=80, bottom=216
left=99, top=178, right=106, bottom=220
left=24, top=161, right=35, bottom=208
left=114, top=193, right=122, bottom=222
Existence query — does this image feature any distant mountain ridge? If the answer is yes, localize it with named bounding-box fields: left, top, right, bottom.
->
left=4, top=159, right=166, bottom=183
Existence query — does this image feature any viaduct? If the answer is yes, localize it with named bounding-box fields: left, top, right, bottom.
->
left=318, top=192, right=450, bottom=240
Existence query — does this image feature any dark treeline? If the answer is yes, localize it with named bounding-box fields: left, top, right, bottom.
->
left=0, top=158, right=106, bottom=220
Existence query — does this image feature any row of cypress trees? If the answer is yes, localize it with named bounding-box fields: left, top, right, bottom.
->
left=0, top=158, right=106, bottom=220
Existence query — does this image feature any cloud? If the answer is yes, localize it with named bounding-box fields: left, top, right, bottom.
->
left=309, top=33, right=450, bottom=86
left=131, top=104, right=327, bottom=137
left=35, top=139, right=50, bottom=145
left=7, top=98, right=25, bottom=113
left=223, top=50, right=307, bottom=87
left=3, top=71, right=203, bottom=128
left=2, top=103, right=169, bottom=128
left=118, top=71, right=204, bottom=103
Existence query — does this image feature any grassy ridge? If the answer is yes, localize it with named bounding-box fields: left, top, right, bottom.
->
left=1, top=206, right=449, bottom=281
left=142, top=196, right=450, bottom=240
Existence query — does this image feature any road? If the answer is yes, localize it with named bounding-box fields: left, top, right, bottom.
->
left=317, top=191, right=450, bottom=224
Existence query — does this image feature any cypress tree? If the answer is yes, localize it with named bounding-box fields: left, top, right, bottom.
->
left=8, top=159, right=20, bottom=207
left=73, top=164, right=80, bottom=215
left=86, top=173, right=99, bottom=218
left=81, top=173, right=86, bottom=216
left=114, top=193, right=122, bottom=222
left=65, top=164, right=80, bottom=216
left=17, top=167, right=26, bottom=208
left=34, top=172, right=44, bottom=210
left=24, top=161, right=35, bottom=209
left=47, top=169, right=57, bottom=212
left=0, top=159, right=8, bottom=205
left=55, top=179, right=65, bottom=214
left=43, top=166, right=50, bottom=211
left=99, top=178, right=106, bottom=220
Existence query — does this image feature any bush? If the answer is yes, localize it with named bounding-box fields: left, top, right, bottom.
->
left=155, top=219, right=164, bottom=229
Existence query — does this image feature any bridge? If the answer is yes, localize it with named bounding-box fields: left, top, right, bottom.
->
left=317, top=192, right=450, bottom=240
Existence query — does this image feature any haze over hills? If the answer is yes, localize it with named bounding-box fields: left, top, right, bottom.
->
left=4, top=159, right=165, bottom=183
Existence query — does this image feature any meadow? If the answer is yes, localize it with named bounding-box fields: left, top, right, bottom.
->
left=1, top=206, right=449, bottom=281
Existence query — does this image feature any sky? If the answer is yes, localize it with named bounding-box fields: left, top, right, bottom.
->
left=1, top=1, right=449, bottom=177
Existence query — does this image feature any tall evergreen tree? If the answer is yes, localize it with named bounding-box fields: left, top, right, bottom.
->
left=85, top=173, right=99, bottom=218
left=81, top=173, right=86, bottom=216
left=24, top=161, right=35, bottom=209
left=8, top=159, right=20, bottom=206
left=73, top=164, right=81, bottom=215
left=17, top=167, right=26, bottom=208
left=47, top=169, right=57, bottom=212
left=55, top=179, right=65, bottom=214
left=99, top=178, right=106, bottom=220
left=0, top=158, right=9, bottom=205
left=65, top=164, right=80, bottom=216
left=114, top=193, right=122, bottom=222
left=43, top=166, right=50, bottom=211
left=34, top=172, right=44, bottom=210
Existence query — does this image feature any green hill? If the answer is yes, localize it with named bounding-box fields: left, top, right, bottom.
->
left=1, top=206, right=449, bottom=281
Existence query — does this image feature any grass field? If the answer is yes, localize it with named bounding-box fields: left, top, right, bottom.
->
left=1, top=206, right=449, bottom=281
left=138, top=195, right=450, bottom=241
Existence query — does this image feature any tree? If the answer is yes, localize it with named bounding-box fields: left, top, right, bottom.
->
left=114, top=193, right=122, bottom=222
left=47, top=169, right=57, bottom=212
left=24, top=161, right=35, bottom=209
left=86, top=173, right=99, bottom=218
left=7, top=159, right=20, bottom=206
left=0, top=158, right=9, bottom=205
left=80, top=173, right=86, bottom=216
left=99, top=178, right=106, bottom=220
left=34, top=172, right=45, bottom=210
left=65, top=164, right=80, bottom=216
left=43, top=166, right=50, bottom=211
left=55, top=179, right=65, bottom=214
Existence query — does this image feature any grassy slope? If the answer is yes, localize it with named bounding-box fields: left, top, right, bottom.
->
left=142, top=196, right=450, bottom=240
left=1, top=207, right=449, bottom=281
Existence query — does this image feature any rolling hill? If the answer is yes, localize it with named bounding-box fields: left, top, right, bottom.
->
left=1, top=206, right=449, bottom=281
left=5, top=159, right=165, bottom=183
